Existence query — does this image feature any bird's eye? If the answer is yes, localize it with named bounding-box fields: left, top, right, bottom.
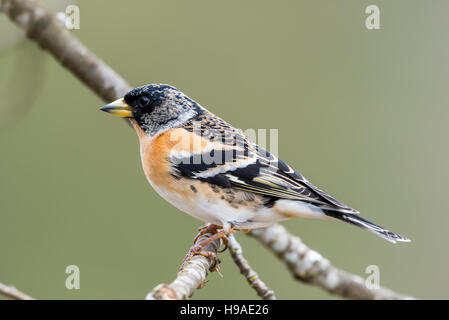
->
left=138, top=96, right=150, bottom=108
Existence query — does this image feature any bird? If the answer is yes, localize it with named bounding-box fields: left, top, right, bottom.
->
left=100, top=84, right=410, bottom=267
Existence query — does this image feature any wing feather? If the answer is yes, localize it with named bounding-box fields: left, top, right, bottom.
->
left=172, top=113, right=358, bottom=213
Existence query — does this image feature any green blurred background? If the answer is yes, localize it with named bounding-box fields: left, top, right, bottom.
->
left=0, top=0, right=448, bottom=299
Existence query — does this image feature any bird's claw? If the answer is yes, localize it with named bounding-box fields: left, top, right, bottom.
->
left=193, top=224, right=221, bottom=244
left=193, top=224, right=230, bottom=253
left=180, top=225, right=235, bottom=272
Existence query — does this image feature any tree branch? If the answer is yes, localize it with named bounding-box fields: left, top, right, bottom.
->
left=0, top=283, right=35, bottom=300
left=227, top=234, right=276, bottom=300
left=1, top=0, right=414, bottom=300
left=248, top=224, right=414, bottom=300
left=0, top=0, right=131, bottom=102
left=145, top=233, right=222, bottom=300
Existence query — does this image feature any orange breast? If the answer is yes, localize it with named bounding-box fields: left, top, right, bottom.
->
left=139, top=128, right=208, bottom=191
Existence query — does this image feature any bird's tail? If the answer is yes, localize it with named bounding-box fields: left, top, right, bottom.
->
left=323, top=210, right=411, bottom=244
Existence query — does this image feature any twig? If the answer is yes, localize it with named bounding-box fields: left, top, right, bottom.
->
left=249, top=224, right=414, bottom=300
left=0, top=283, right=35, bottom=300
left=0, top=0, right=131, bottom=102
left=227, top=234, right=276, bottom=300
left=146, top=233, right=222, bottom=300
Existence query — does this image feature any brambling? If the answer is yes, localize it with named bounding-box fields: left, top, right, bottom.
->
left=101, top=84, right=410, bottom=266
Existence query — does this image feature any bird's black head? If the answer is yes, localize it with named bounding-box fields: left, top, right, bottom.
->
left=101, top=84, right=205, bottom=136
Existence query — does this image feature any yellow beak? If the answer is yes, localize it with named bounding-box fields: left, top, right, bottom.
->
left=100, top=98, right=133, bottom=118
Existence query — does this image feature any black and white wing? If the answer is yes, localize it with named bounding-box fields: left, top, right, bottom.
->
left=171, top=112, right=410, bottom=243
left=172, top=113, right=358, bottom=214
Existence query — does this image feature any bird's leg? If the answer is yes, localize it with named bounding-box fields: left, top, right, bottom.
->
left=216, top=228, right=250, bottom=253
left=193, top=223, right=222, bottom=244
left=180, top=226, right=235, bottom=271
left=216, top=227, right=251, bottom=252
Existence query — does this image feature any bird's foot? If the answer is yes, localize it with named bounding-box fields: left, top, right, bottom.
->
left=180, top=226, right=235, bottom=271
left=193, top=223, right=229, bottom=253
left=193, top=223, right=222, bottom=243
